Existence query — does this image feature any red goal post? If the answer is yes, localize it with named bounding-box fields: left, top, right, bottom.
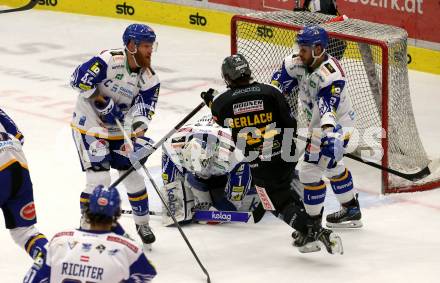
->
left=230, top=11, right=440, bottom=194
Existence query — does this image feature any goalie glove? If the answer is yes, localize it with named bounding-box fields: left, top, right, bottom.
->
left=320, top=124, right=344, bottom=168
left=200, top=88, right=218, bottom=108
left=94, top=96, right=124, bottom=124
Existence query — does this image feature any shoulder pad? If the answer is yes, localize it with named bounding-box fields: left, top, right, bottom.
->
left=316, top=59, right=346, bottom=87
left=98, top=49, right=125, bottom=66
left=52, top=230, right=75, bottom=239
left=106, top=235, right=140, bottom=253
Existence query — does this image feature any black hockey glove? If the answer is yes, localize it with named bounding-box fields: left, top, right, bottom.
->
left=200, top=88, right=218, bottom=108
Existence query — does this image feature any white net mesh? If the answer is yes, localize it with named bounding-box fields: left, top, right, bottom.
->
left=232, top=11, right=439, bottom=192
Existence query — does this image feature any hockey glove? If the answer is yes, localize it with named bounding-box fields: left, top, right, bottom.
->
left=200, top=88, right=218, bottom=108
left=128, top=136, right=155, bottom=164
left=320, top=124, right=344, bottom=168
left=94, top=97, right=124, bottom=124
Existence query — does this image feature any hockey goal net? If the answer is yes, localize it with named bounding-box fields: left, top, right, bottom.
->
left=231, top=11, right=440, bottom=194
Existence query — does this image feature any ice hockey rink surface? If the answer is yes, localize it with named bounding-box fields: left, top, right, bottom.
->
left=1, top=9, right=440, bottom=283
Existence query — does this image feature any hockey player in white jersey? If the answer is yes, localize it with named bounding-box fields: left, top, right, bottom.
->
left=0, top=108, right=48, bottom=260
left=70, top=24, right=160, bottom=245
left=271, top=25, right=362, bottom=236
left=161, top=115, right=254, bottom=225
left=24, top=185, right=156, bottom=283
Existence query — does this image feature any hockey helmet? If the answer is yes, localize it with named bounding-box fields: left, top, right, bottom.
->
left=221, top=54, right=252, bottom=86
left=89, top=185, right=121, bottom=217
left=181, top=134, right=217, bottom=176
left=123, top=23, right=156, bottom=46
left=296, top=25, right=329, bottom=49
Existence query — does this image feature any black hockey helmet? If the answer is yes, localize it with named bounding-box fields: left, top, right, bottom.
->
left=221, top=54, right=252, bottom=87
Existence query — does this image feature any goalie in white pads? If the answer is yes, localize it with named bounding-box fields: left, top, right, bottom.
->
left=160, top=115, right=255, bottom=225
left=271, top=25, right=362, bottom=229
left=24, top=185, right=156, bottom=283
left=70, top=24, right=160, bottom=245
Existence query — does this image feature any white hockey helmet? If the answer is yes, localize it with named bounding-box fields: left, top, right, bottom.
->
left=181, top=135, right=217, bottom=176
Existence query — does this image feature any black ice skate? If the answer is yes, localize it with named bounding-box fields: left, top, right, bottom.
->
left=326, top=195, right=363, bottom=228
left=293, top=216, right=344, bottom=255
left=136, top=223, right=156, bottom=250
left=292, top=230, right=321, bottom=253
left=316, top=227, right=344, bottom=255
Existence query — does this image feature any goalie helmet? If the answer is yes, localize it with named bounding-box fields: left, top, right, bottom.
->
left=89, top=185, right=121, bottom=218
left=221, top=54, right=252, bottom=87
left=181, top=134, right=217, bottom=177
left=296, top=25, right=329, bottom=49
left=123, top=23, right=156, bottom=46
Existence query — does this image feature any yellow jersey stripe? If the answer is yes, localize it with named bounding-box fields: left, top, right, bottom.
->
left=26, top=234, right=47, bottom=254
left=128, top=194, right=148, bottom=201
left=304, top=182, right=326, bottom=191
left=0, top=159, right=28, bottom=171
left=330, top=169, right=349, bottom=182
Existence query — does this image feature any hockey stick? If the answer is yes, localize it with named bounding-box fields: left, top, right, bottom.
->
left=109, top=102, right=205, bottom=189
left=0, top=0, right=38, bottom=14
left=115, top=117, right=211, bottom=283
left=122, top=209, right=253, bottom=223
left=294, top=135, right=433, bottom=182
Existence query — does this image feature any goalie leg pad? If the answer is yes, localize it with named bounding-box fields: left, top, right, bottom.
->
left=161, top=180, right=194, bottom=226
left=184, top=173, right=213, bottom=209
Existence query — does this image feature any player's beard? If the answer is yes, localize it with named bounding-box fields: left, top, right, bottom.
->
left=300, top=55, right=313, bottom=67
left=134, top=51, right=151, bottom=69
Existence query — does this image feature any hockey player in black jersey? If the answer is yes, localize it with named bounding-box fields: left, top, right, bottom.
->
left=201, top=54, right=343, bottom=254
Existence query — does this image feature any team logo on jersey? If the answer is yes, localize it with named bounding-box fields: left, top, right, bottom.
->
left=20, top=202, right=36, bottom=221
left=89, top=139, right=109, bottom=157
left=324, top=63, right=336, bottom=74
left=95, top=244, right=106, bottom=254
left=108, top=248, right=120, bottom=256
left=233, top=100, right=264, bottom=115
left=81, top=243, right=92, bottom=252
left=68, top=241, right=79, bottom=250
left=79, top=116, right=86, bottom=126
left=115, top=74, right=124, bottom=80
left=89, top=61, right=103, bottom=75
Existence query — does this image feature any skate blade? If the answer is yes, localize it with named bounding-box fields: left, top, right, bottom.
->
left=328, top=233, right=344, bottom=255
left=142, top=244, right=152, bottom=252
left=294, top=241, right=321, bottom=253
left=326, top=220, right=363, bottom=229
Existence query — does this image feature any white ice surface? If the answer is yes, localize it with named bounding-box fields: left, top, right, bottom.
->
left=1, top=10, right=440, bottom=283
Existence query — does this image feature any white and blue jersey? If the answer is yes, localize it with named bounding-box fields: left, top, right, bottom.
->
left=70, top=48, right=160, bottom=139
left=162, top=116, right=252, bottom=209
left=24, top=229, right=156, bottom=283
left=272, top=54, right=357, bottom=216
left=271, top=53, right=354, bottom=131
left=0, top=108, right=26, bottom=171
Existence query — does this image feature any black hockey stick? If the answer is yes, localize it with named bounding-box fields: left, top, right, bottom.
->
left=115, top=117, right=211, bottom=283
left=109, top=102, right=205, bottom=189
left=0, top=0, right=38, bottom=14
left=295, top=135, right=434, bottom=182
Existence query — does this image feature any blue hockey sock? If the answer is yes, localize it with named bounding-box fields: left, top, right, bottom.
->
left=127, top=189, right=149, bottom=216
